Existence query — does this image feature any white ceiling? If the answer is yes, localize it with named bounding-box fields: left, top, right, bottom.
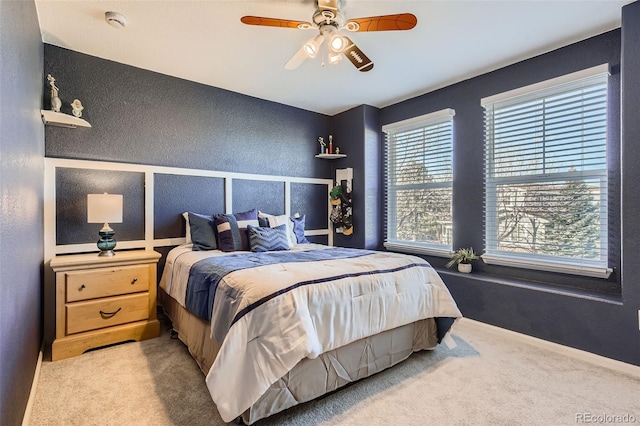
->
left=35, top=0, right=631, bottom=116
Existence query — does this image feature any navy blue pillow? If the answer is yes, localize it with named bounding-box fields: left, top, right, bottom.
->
left=187, top=212, right=217, bottom=251
left=290, top=215, right=310, bottom=244
left=248, top=224, right=290, bottom=252
left=214, top=209, right=259, bottom=252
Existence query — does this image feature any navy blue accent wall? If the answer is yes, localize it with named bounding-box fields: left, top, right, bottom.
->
left=290, top=183, right=329, bottom=230
left=330, top=107, right=359, bottom=248
left=382, top=27, right=640, bottom=365
left=620, top=0, right=640, bottom=366
left=233, top=180, right=284, bottom=215
left=362, top=105, right=383, bottom=250
left=44, top=45, right=333, bottom=246
left=154, top=174, right=225, bottom=239
left=55, top=168, right=145, bottom=244
left=43, top=44, right=334, bottom=241
left=331, top=105, right=383, bottom=250
left=43, top=45, right=332, bottom=180
left=0, top=1, right=43, bottom=424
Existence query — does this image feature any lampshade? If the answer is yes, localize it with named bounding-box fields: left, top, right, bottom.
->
left=87, top=193, right=123, bottom=224
left=87, top=193, right=123, bottom=257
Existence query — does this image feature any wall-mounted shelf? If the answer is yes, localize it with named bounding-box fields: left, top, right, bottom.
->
left=41, top=110, right=91, bottom=128
left=315, top=154, right=346, bottom=159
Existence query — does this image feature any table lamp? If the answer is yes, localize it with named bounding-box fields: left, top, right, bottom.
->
left=87, top=193, right=123, bottom=256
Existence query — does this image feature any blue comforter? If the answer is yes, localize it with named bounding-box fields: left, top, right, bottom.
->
left=185, top=247, right=374, bottom=322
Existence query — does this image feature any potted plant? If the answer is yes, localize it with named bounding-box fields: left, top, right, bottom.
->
left=330, top=185, right=342, bottom=206
left=446, top=247, right=478, bottom=273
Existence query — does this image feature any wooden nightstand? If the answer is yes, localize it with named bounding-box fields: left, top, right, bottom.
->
left=49, top=250, right=161, bottom=361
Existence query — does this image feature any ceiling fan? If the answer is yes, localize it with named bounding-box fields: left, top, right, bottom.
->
left=241, top=0, right=417, bottom=72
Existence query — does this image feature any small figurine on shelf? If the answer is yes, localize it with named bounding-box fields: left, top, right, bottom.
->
left=70, top=99, right=84, bottom=118
left=335, top=147, right=340, bottom=155
left=47, top=74, right=62, bottom=113
left=328, top=134, right=333, bottom=154
left=318, top=136, right=326, bottom=154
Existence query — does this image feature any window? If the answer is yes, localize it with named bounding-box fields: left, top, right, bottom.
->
left=482, top=64, right=611, bottom=278
left=382, top=109, right=455, bottom=255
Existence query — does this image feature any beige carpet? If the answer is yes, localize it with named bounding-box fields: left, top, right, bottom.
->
left=29, top=318, right=640, bottom=426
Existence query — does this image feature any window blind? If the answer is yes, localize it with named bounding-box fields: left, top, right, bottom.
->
left=383, top=109, right=455, bottom=254
left=483, top=66, right=611, bottom=278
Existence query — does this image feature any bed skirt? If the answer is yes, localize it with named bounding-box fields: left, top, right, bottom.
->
left=159, top=287, right=441, bottom=424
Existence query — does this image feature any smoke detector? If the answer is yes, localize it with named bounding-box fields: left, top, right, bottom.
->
left=105, top=11, right=127, bottom=29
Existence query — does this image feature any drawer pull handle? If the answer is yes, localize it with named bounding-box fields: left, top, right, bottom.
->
left=131, top=278, right=138, bottom=285
left=99, top=307, right=122, bottom=318
left=79, top=284, right=86, bottom=291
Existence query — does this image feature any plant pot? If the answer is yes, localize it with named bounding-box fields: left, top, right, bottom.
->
left=457, top=263, right=472, bottom=273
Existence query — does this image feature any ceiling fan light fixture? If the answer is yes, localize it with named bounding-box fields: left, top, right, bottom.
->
left=328, top=51, right=343, bottom=65
left=303, top=35, right=324, bottom=58
left=329, top=34, right=348, bottom=52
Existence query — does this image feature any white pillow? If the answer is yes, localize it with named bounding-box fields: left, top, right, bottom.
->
left=258, top=211, right=296, bottom=248
left=182, top=212, right=192, bottom=244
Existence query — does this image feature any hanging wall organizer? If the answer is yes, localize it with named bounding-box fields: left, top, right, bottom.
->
left=330, top=168, right=353, bottom=235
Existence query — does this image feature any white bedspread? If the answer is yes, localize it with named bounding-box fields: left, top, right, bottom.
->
left=160, top=244, right=461, bottom=422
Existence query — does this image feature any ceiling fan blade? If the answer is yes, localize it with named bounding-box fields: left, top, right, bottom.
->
left=284, top=46, right=309, bottom=70
left=285, top=35, right=325, bottom=70
left=342, top=37, right=374, bottom=72
left=241, top=16, right=313, bottom=29
left=345, top=13, right=417, bottom=32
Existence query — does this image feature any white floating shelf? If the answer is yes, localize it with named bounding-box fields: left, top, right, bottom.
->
left=315, top=154, right=346, bottom=159
left=41, top=110, right=91, bottom=128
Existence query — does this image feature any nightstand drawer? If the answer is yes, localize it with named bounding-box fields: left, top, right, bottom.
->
left=66, top=293, right=150, bottom=335
left=66, top=265, right=149, bottom=302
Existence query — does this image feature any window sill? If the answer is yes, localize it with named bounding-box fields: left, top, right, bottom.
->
left=384, top=241, right=451, bottom=258
left=436, top=267, right=622, bottom=305
left=481, top=253, right=613, bottom=279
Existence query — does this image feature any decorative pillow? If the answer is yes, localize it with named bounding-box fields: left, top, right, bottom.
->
left=290, top=214, right=310, bottom=244
left=214, top=209, right=259, bottom=252
left=187, top=212, right=217, bottom=251
left=247, top=224, right=290, bottom=252
left=258, top=211, right=296, bottom=248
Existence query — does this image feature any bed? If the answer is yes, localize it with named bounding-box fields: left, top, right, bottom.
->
left=159, top=231, right=462, bottom=424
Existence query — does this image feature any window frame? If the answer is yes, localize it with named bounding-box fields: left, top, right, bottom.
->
left=382, top=108, right=455, bottom=256
left=482, top=64, right=612, bottom=278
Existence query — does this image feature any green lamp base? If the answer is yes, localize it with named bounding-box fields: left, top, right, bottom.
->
left=97, top=228, right=117, bottom=257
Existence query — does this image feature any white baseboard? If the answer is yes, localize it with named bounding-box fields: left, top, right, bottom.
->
left=459, top=318, right=640, bottom=379
left=21, top=341, right=44, bottom=426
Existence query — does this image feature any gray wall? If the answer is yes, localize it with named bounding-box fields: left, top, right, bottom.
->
left=381, top=15, right=640, bottom=366
left=0, top=1, right=44, bottom=424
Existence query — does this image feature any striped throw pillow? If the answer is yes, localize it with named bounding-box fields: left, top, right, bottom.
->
left=214, top=209, right=258, bottom=252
